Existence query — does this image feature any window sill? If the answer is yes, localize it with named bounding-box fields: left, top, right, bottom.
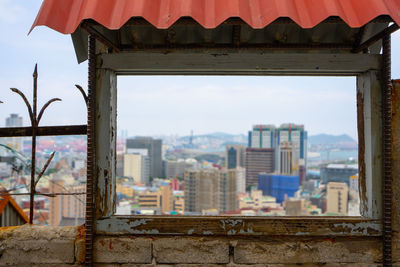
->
left=96, top=216, right=381, bottom=237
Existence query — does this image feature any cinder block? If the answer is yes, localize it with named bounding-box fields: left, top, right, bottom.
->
left=0, top=239, right=75, bottom=265
left=153, top=237, right=229, bottom=264
left=233, top=239, right=381, bottom=264
left=94, top=237, right=152, bottom=263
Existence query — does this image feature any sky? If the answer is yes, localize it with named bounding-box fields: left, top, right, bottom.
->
left=1, top=0, right=400, bottom=140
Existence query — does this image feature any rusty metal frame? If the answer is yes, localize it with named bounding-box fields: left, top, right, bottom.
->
left=0, top=65, right=88, bottom=224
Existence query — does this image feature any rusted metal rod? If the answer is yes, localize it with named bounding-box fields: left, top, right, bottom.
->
left=382, top=32, right=393, bottom=267
left=85, top=34, right=96, bottom=267
left=10, top=65, right=62, bottom=224
left=0, top=125, right=87, bottom=137
left=0, top=192, right=86, bottom=197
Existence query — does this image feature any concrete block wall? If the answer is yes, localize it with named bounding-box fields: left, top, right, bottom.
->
left=0, top=224, right=398, bottom=266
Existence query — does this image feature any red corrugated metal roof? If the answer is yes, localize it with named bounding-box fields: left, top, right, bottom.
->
left=31, top=0, right=400, bottom=34
left=0, top=195, right=29, bottom=223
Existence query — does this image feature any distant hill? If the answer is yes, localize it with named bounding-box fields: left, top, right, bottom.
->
left=308, top=134, right=356, bottom=146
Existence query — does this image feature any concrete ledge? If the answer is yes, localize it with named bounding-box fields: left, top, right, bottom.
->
left=0, top=224, right=76, bottom=266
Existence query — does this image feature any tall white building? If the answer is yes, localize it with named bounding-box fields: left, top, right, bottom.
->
left=1, top=114, right=24, bottom=154
left=123, top=150, right=150, bottom=184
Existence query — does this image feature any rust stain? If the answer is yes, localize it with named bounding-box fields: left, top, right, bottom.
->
left=100, top=239, right=106, bottom=246
left=109, top=240, right=113, bottom=250
left=76, top=224, right=86, bottom=239
left=75, top=225, right=86, bottom=264
left=357, top=90, right=368, bottom=210
left=324, top=237, right=336, bottom=242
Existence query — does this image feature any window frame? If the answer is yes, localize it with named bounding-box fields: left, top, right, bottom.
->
left=92, top=51, right=383, bottom=237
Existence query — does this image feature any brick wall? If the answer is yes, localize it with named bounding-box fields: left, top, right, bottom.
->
left=0, top=224, right=397, bottom=266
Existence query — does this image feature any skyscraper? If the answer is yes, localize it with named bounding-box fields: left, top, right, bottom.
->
left=247, top=123, right=308, bottom=175
left=2, top=114, right=23, bottom=153
left=225, top=145, right=246, bottom=169
left=245, top=148, right=275, bottom=187
left=126, top=137, right=162, bottom=178
left=248, top=125, right=275, bottom=148
left=276, top=123, right=307, bottom=167
left=184, top=169, right=239, bottom=214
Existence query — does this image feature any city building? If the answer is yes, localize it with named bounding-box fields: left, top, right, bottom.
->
left=276, top=123, right=307, bottom=163
left=126, top=137, right=162, bottom=178
left=184, top=169, right=239, bottom=214
left=184, top=169, right=219, bottom=213
left=173, top=191, right=184, bottom=214
left=49, top=178, right=85, bottom=226
left=245, top=148, right=274, bottom=187
left=137, top=185, right=173, bottom=214
left=278, top=141, right=298, bottom=175
left=235, top=167, right=246, bottom=194
left=123, top=153, right=150, bottom=184
left=218, top=169, right=238, bottom=213
left=164, top=160, right=192, bottom=178
left=248, top=125, right=276, bottom=149
left=225, top=145, right=246, bottom=169
left=326, top=182, right=349, bottom=215
left=238, top=189, right=279, bottom=210
left=1, top=114, right=23, bottom=154
left=285, top=198, right=306, bottom=216
left=258, top=173, right=300, bottom=203
left=320, top=164, right=358, bottom=185
left=248, top=124, right=307, bottom=174
left=348, top=174, right=360, bottom=216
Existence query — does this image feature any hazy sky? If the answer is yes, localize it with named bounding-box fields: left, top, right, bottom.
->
left=1, top=0, right=400, bottom=140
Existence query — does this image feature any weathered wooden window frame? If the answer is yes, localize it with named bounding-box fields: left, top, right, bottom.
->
left=93, top=51, right=383, bottom=237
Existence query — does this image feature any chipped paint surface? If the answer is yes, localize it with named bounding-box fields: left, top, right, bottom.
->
left=97, top=217, right=153, bottom=234
left=96, top=216, right=382, bottom=236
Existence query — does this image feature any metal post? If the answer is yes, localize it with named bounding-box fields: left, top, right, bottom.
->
left=85, top=34, right=96, bottom=266
left=382, top=32, right=392, bottom=267
left=29, top=66, right=38, bottom=224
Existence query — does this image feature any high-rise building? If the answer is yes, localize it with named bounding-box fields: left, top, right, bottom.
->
left=1, top=114, right=23, bottom=153
left=247, top=123, right=307, bottom=176
left=258, top=173, right=300, bottom=203
left=219, top=169, right=238, bottom=213
left=245, top=148, right=275, bottom=187
left=326, top=182, right=349, bottom=215
left=184, top=169, right=238, bottom=214
left=49, top=178, right=85, bottom=226
left=123, top=153, right=150, bottom=184
left=235, top=167, right=246, bottom=194
left=126, top=137, right=162, bottom=178
left=248, top=125, right=275, bottom=149
left=278, top=141, right=297, bottom=175
left=276, top=123, right=307, bottom=163
left=225, top=145, right=246, bottom=169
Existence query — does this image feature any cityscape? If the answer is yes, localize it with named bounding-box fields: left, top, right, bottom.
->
left=0, top=113, right=360, bottom=225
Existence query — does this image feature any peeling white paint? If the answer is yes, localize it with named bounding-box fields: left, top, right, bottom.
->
left=227, top=229, right=236, bottom=235
left=333, top=222, right=381, bottom=235
left=239, top=228, right=254, bottom=234
left=96, top=218, right=153, bottom=234
left=187, top=229, right=194, bottom=235
left=130, top=229, right=159, bottom=234
left=221, top=219, right=243, bottom=230
left=203, top=231, right=213, bottom=235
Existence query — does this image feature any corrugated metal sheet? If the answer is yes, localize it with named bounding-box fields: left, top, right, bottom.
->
left=31, top=0, right=400, bottom=34
left=0, top=196, right=29, bottom=226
